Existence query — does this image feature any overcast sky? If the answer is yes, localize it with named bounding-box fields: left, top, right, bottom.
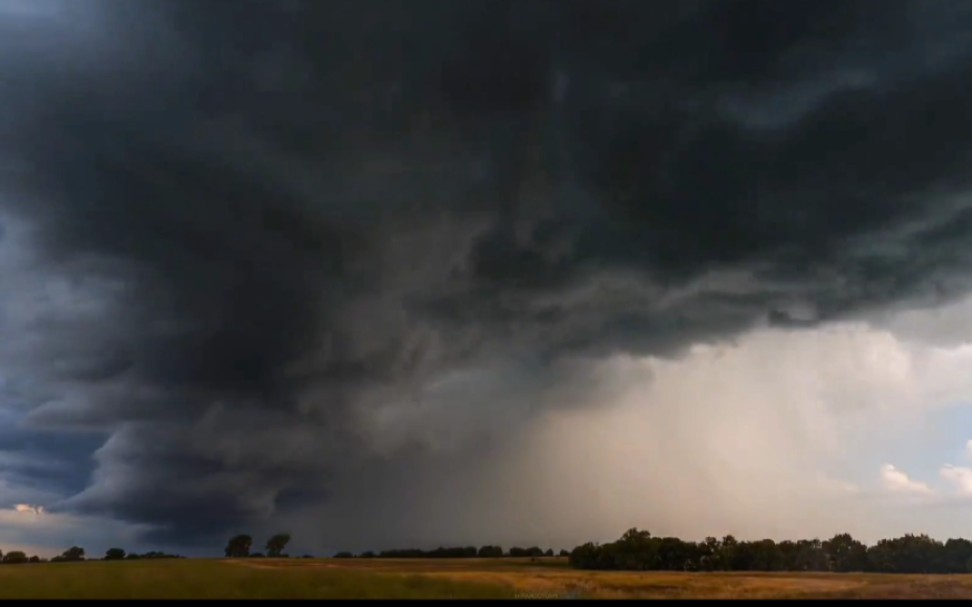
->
left=4, top=0, right=972, bottom=558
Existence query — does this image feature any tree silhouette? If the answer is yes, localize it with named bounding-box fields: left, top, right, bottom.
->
left=225, top=534, right=253, bottom=558
left=266, top=533, right=292, bottom=558
left=477, top=545, right=503, bottom=558
left=58, top=546, right=85, bottom=562
left=2, top=551, right=28, bottom=564
left=823, top=533, right=867, bottom=572
left=104, top=548, right=127, bottom=561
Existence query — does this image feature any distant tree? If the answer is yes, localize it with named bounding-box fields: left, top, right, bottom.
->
left=559, top=549, right=570, bottom=557
left=125, top=553, right=141, bottom=560
left=250, top=552, right=265, bottom=558
left=568, top=543, right=604, bottom=570
left=699, top=536, right=722, bottom=571
left=104, top=548, right=126, bottom=561
left=657, top=537, right=696, bottom=571
left=613, top=528, right=657, bottom=570
left=823, top=533, right=867, bottom=572
left=225, top=534, right=253, bottom=558
left=867, top=534, right=942, bottom=573
left=302, top=555, right=314, bottom=559
left=60, top=546, right=85, bottom=562
left=333, top=552, right=354, bottom=559
left=266, top=533, right=292, bottom=558
left=545, top=549, right=554, bottom=557
left=562, top=528, right=972, bottom=574
left=943, top=539, right=972, bottom=573
left=359, top=551, right=376, bottom=559
left=777, top=541, right=799, bottom=571
left=718, top=535, right=738, bottom=571
left=750, top=539, right=784, bottom=571
left=477, top=545, right=503, bottom=558
left=793, top=539, right=828, bottom=572
left=3, top=551, right=28, bottom=564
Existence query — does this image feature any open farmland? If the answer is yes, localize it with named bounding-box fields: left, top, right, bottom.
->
left=3, top=558, right=972, bottom=599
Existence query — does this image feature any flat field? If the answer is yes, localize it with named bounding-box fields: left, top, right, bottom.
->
left=2, top=557, right=972, bottom=599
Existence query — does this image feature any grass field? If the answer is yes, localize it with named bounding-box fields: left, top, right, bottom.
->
left=3, top=557, right=972, bottom=599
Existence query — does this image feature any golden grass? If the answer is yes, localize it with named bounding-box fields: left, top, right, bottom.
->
left=4, top=557, right=972, bottom=599
left=238, top=558, right=972, bottom=599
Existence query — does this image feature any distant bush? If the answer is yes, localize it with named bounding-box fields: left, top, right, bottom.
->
left=333, top=552, right=354, bottom=559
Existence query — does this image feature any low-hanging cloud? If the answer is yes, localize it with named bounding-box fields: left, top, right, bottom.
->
left=4, top=0, right=972, bottom=548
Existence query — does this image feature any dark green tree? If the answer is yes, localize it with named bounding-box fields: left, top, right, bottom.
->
left=794, top=539, right=828, bottom=571
left=477, top=545, right=503, bottom=558
left=61, top=546, right=85, bottom=562
left=823, top=533, right=867, bottom=572
left=225, top=534, right=253, bottom=558
left=265, top=533, right=292, bottom=558
left=943, top=538, right=972, bottom=573
left=104, top=548, right=126, bottom=561
left=2, top=551, right=28, bottom=564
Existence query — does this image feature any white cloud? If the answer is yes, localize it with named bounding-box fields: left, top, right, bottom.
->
left=965, top=439, right=972, bottom=460
left=13, top=504, right=45, bottom=515
left=881, top=464, right=936, bottom=496
left=940, top=464, right=972, bottom=496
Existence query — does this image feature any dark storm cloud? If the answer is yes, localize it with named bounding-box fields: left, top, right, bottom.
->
left=3, top=0, right=972, bottom=545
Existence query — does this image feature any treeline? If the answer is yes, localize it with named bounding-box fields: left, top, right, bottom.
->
left=0, top=550, right=43, bottom=564
left=0, top=546, right=183, bottom=564
left=104, top=549, right=184, bottom=561
left=224, top=533, right=298, bottom=558
left=569, top=528, right=972, bottom=574
left=333, top=546, right=570, bottom=559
